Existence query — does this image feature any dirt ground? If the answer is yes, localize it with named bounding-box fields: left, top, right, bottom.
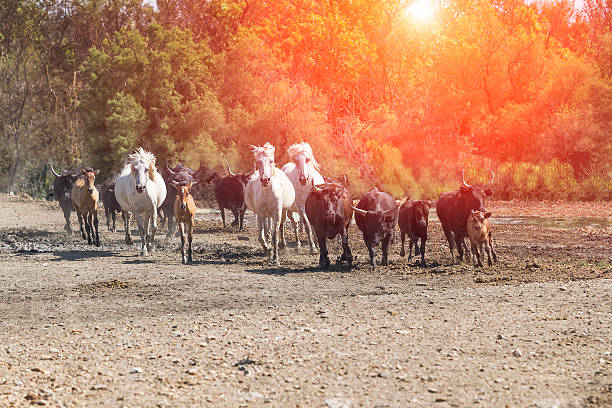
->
left=0, top=193, right=610, bottom=408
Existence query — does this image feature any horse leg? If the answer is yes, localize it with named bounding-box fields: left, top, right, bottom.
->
left=148, top=208, right=157, bottom=253
left=187, top=216, right=193, bottom=263
left=178, top=220, right=186, bottom=264
left=93, top=209, right=100, bottom=246
left=271, top=211, right=282, bottom=266
left=288, top=211, right=300, bottom=253
left=76, top=208, right=86, bottom=240
left=123, top=211, right=133, bottom=245
left=278, top=211, right=289, bottom=250
left=300, top=207, right=317, bottom=255
left=85, top=211, right=92, bottom=245
left=257, top=215, right=270, bottom=254
left=489, top=233, right=498, bottom=263
left=134, top=212, right=147, bottom=255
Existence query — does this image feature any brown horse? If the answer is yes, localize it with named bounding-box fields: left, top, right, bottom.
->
left=173, top=180, right=197, bottom=264
left=71, top=167, right=100, bottom=246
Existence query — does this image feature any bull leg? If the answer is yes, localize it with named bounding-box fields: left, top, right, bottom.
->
left=165, top=212, right=176, bottom=239
left=400, top=232, right=406, bottom=257
left=489, top=233, right=498, bottom=263
left=271, top=211, right=283, bottom=266
left=123, top=211, right=133, bottom=245
left=317, top=233, right=330, bottom=269
left=105, top=207, right=111, bottom=231
left=408, top=237, right=415, bottom=260
left=365, top=238, right=377, bottom=269
left=414, top=237, right=420, bottom=255
left=339, top=229, right=353, bottom=267
left=111, top=211, right=117, bottom=232
left=420, top=234, right=427, bottom=266
left=230, top=205, right=240, bottom=228
left=257, top=215, right=270, bottom=254
left=381, top=234, right=391, bottom=266
left=63, top=207, right=72, bottom=234
left=239, top=207, right=246, bottom=231
left=442, top=227, right=456, bottom=264
left=455, top=234, right=465, bottom=262
left=299, top=207, right=318, bottom=255
left=219, top=203, right=226, bottom=229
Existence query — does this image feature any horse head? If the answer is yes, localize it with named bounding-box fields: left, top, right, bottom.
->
left=128, top=148, right=156, bottom=194
left=251, top=142, right=276, bottom=188
left=288, top=142, right=320, bottom=186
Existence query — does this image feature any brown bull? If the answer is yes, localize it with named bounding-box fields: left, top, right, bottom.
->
left=71, top=167, right=100, bottom=246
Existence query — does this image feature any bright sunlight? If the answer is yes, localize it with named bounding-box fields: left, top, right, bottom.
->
left=405, top=0, right=436, bottom=22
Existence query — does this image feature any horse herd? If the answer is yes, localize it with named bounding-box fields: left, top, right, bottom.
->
left=49, top=142, right=498, bottom=269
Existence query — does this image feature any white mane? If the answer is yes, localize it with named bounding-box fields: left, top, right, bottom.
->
left=250, top=142, right=275, bottom=161
left=119, top=147, right=157, bottom=180
left=287, top=142, right=320, bottom=170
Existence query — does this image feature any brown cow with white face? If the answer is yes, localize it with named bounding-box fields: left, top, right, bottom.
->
left=466, top=210, right=497, bottom=267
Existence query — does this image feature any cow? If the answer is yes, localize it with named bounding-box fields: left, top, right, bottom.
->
left=436, top=170, right=494, bottom=263
left=305, top=177, right=353, bottom=269
left=466, top=210, right=498, bottom=267
left=99, top=179, right=122, bottom=232
left=50, top=164, right=79, bottom=233
left=207, top=162, right=251, bottom=231
left=70, top=167, right=101, bottom=246
left=173, top=180, right=197, bottom=264
left=398, top=199, right=434, bottom=266
left=351, top=187, right=398, bottom=269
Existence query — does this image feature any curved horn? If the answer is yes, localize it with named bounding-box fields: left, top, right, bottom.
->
left=166, top=165, right=176, bottom=175
left=487, top=168, right=495, bottom=186
left=350, top=204, right=369, bottom=216
left=342, top=174, right=347, bottom=187
left=49, top=164, right=61, bottom=177
left=382, top=205, right=398, bottom=217
left=313, top=183, right=324, bottom=192
left=226, top=161, right=236, bottom=176
left=461, top=169, right=470, bottom=188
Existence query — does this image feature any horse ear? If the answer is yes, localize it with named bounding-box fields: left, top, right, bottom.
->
left=94, top=170, right=100, bottom=175
left=485, top=212, right=492, bottom=219
left=172, top=181, right=180, bottom=190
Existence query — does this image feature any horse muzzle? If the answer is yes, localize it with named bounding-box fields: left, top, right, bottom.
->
left=474, top=226, right=481, bottom=230
left=88, top=187, right=94, bottom=194
left=180, top=203, right=186, bottom=210
left=260, top=178, right=270, bottom=187
left=299, top=177, right=308, bottom=186
left=136, top=185, right=145, bottom=193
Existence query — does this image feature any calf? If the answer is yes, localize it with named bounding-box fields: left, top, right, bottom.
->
left=160, top=166, right=197, bottom=239
left=70, top=167, right=100, bottom=246
left=466, top=210, right=497, bottom=267
left=305, top=177, right=353, bottom=269
left=100, top=179, right=122, bottom=232
left=436, top=170, right=494, bottom=263
left=50, top=164, right=79, bottom=233
left=207, top=163, right=251, bottom=231
left=351, top=187, right=397, bottom=269
left=398, top=199, right=434, bottom=265
left=173, top=180, right=197, bottom=264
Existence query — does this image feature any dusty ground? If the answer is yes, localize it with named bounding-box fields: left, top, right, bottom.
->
left=0, top=193, right=610, bottom=408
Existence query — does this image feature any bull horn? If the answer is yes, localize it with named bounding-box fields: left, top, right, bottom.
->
left=461, top=169, right=471, bottom=188
left=350, top=204, right=369, bottom=216
left=487, top=168, right=495, bottom=186
left=313, top=183, right=324, bottom=192
left=342, top=174, right=347, bottom=187
left=382, top=205, right=398, bottom=217
left=226, top=161, right=236, bottom=176
left=166, top=165, right=176, bottom=175
left=49, top=164, right=61, bottom=177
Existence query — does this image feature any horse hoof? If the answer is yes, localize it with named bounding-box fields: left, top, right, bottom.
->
left=309, top=248, right=318, bottom=255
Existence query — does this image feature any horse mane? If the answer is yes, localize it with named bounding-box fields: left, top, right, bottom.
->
left=250, top=142, right=275, bottom=161
left=287, top=142, right=320, bottom=170
left=127, top=147, right=157, bottom=180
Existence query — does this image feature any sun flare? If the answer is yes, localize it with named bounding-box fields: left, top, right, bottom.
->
left=405, top=0, right=435, bottom=23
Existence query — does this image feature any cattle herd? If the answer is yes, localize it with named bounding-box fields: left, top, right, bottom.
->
left=49, top=142, right=498, bottom=269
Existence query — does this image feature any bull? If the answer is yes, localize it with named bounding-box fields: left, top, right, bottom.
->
left=398, top=199, right=434, bottom=266
left=50, top=164, right=79, bottom=233
left=207, top=162, right=251, bottom=231
left=351, top=187, right=398, bottom=269
left=305, top=177, right=353, bottom=269
left=436, top=170, right=494, bottom=263
left=99, top=179, right=122, bottom=232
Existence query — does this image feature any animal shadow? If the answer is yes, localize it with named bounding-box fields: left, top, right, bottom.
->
left=51, top=250, right=119, bottom=262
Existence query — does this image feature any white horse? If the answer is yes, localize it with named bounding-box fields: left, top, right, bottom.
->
left=114, top=148, right=167, bottom=255
left=281, top=142, right=325, bottom=254
left=244, top=142, right=295, bottom=266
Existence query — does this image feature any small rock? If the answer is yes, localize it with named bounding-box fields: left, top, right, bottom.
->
left=435, top=397, right=447, bottom=402
left=512, top=349, right=522, bottom=357
left=325, top=398, right=352, bottom=408
left=427, top=388, right=438, bottom=393
left=25, top=393, right=38, bottom=400
left=129, top=367, right=143, bottom=374
left=31, top=367, right=44, bottom=373
left=497, top=334, right=505, bottom=340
